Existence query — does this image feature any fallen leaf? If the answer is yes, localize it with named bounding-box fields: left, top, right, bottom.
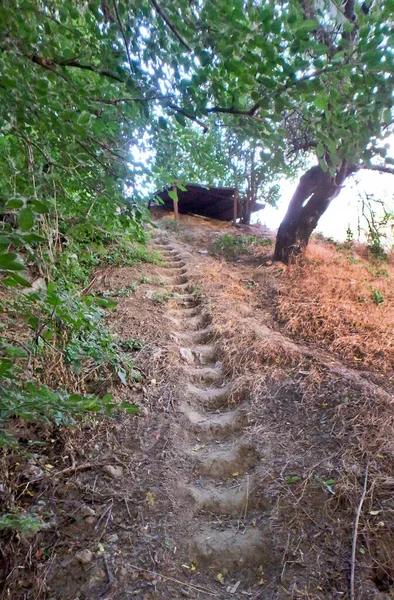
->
left=146, top=491, right=155, bottom=506
left=232, top=472, right=239, bottom=478
left=217, top=572, right=224, bottom=584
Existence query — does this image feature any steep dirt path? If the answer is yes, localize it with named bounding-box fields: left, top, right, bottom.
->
left=151, top=234, right=278, bottom=598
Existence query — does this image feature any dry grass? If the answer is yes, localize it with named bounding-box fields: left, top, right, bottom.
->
left=276, top=240, right=394, bottom=375
left=184, top=235, right=394, bottom=596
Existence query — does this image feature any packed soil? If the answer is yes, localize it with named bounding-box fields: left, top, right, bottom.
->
left=2, top=214, right=394, bottom=600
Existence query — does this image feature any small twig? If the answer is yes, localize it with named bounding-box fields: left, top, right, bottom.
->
left=112, top=0, right=135, bottom=74
left=129, top=565, right=218, bottom=596
left=95, top=500, right=114, bottom=535
left=149, top=0, right=192, bottom=51
left=243, top=474, right=250, bottom=520
left=18, top=462, right=108, bottom=487
left=350, top=460, right=370, bottom=600
left=102, top=553, right=113, bottom=585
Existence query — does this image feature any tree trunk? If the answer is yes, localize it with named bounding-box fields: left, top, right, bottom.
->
left=274, top=164, right=351, bottom=264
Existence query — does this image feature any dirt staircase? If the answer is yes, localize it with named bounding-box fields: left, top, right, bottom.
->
left=152, top=234, right=278, bottom=597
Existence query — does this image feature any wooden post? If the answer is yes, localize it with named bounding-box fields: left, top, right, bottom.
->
left=232, top=187, right=238, bottom=225
left=173, top=185, right=179, bottom=220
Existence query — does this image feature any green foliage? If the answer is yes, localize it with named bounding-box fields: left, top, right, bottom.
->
left=211, top=234, right=273, bottom=260
left=139, top=274, right=151, bottom=284
left=151, top=291, right=171, bottom=304
left=102, top=283, right=139, bottom=298
left=371, top=288, right=384, bottom=305
left=121, top=339, right=144, bottom=351
left=0, top=512, right=48, bottom=536
left=375, top=269, right=389, bottom=278
left=367, top=235, right=387, bottom=262
left=359, top=191, right=392, bottom=262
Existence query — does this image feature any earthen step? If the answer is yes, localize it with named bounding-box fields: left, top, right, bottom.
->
left=179, top=344, right=218, bottom=365
left=186, top=481, right=250, bottom=515
left=171, top=282, right=194, bottom=292
left=185, top=382, right=232, bottom=409
left=179, top=403, right=244, bottom=439
left=160, top=261, right=186, bottom=269
left=161, top=274, right=189, bottom=285
left=182, top=365, right=224, bottom=384
left=172, top=328, right=213, bottom=345
left=190, top=440, right=259, bottom=479
left=169, top=312, right=211, bottom=330
left=167, top=305, right=203, bottom=318
left=191, top=527, right=278, bottom=570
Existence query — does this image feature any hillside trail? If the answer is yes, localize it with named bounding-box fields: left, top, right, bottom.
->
left=36, top=223, right=392, bottom=600
left=149, top=233, right=274, bottom=599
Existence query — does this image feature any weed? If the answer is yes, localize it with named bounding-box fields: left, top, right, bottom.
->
left=371, top=287, right=384, bottom=305
left=102, top=283, right=139, bottom=297
left=211, top=234, right=272, bottom=260
left=158, top=218, right=187, bottom=234
left=375, top=268, right=389, bottom=278
left=151, top=291, right=171, bottom=304
left=103, top=242, right=162, bottom=267
left=121, top=338, right=144, bottom=351
left=0, top=512, right=49, bottom=536
left=139, top=274, right=151, bottom=284
left=190, top=283, right=204, bottom=300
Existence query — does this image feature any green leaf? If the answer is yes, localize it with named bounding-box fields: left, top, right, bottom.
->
left=0, top=359, right=13, bottom=376
left=168, top=189, right=178, bottom=202
left=18, top=208, right=35, bottom=232
left=22, top=233, right=46, bottom=244
left=4, top=272, right=31, bottom=287
left=77, top=111, right=91, bottom=126
left=383, top=108, right=391, bottom=125
left=314, top=96, right=327, bottom=110
left=119, top=401, right=139, bottom=414
left=6, top=198, right=24, bottom=209
left=30, top=200, right=50, bottom=215
left=5, top=345, right=28, bottom=358
left=0, top=430, right=18, bottom=449
left=286, top=475, right=300, bottom=484
left=296, top=19, right=318, bottom=34
left=174, top=113, right=186, bottom=127
left=0, top=253, right=25, bottom=271
left=320, top=159, right=328, bottom=173
left=316, top=143, right=325, bottom=157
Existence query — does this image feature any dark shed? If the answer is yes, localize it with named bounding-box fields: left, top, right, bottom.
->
left=150, top=184, right=266, bottom=222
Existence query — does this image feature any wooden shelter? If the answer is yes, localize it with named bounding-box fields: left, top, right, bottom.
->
left=150, top=184, right=265, bottom=223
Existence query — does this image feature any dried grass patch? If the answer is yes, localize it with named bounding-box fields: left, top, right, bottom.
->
left=188, top=244, right=394, bottom=594
left=276, top=241, right=394, bottom=374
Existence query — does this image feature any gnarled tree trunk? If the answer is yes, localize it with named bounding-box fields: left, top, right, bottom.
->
left=274, top=164, right=353, bottom=264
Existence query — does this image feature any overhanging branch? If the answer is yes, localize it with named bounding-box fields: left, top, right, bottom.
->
left=360, top=164, right=394, bottom=176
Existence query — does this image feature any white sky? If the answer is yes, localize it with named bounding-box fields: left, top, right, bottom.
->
left=254, top=170, right=394, bottom=243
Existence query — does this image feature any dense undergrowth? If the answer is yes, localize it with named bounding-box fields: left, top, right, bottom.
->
left=0, top=215, right=160, bottom=533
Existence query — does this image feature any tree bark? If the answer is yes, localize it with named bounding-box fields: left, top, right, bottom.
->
left=274, top=164, right=352, bottom=264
